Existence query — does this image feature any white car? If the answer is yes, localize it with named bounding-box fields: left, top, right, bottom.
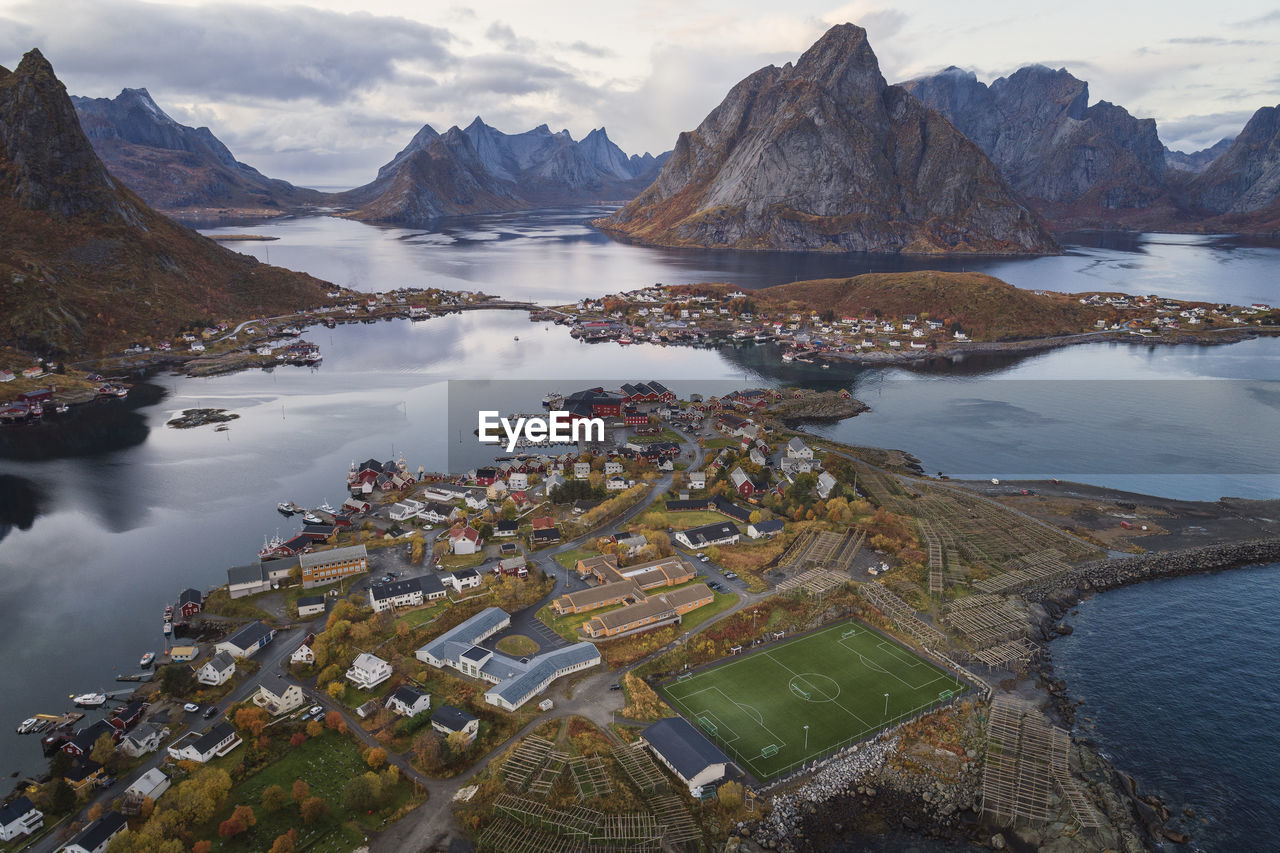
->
left=183, top=703, right=200, bottom=713
left=309, top=705, right=324, bottom=717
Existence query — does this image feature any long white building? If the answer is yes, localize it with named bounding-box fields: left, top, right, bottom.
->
left=415, top=606, right=601, bottom=711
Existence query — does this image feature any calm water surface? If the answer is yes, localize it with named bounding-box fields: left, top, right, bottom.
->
left=1054, top=564, right=1280, bottom=851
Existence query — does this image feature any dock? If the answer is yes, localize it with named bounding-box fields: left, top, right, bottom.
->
left=16, top=711, right=83, bottom=733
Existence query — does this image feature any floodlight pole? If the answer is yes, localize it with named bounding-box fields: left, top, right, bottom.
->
left=884, top=692, right=889, bottom=717
left=803, top=724, right=809, bottom=750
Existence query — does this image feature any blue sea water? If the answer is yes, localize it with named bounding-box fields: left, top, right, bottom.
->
left=1053, top=563, right=1280, bottom=851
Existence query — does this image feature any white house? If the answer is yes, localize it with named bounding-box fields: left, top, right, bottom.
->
left=688, top=471, right=706, bottom=490
left=291, top=634, right=316, bottom=665
left=430, top=704, right=480, bottom=744
left=254, top=683, right=306, bottom=716
left=119, top=723, right=167, bottom=758
left=296, top=593, right=327, bottom=617
left=346, top=653, right=392, bottom=690
left=385, top=685, right=431, bottom=717
left=58, top=811, right=126, bottom=853
left=215, top=620, right=275, bottom=659
left=448, top=568, right=482, bottom=593
left=465, top=494, right=489, bottom=511
left=0, top=797, right=42, bottom=842
left=604, top=461, right=623, bottom=475
left=748, top=519, right=785, bottom=539
left=641, top=717, right=733, bottom=796
left=449, top=526, right=482, bottom=555
left=389, top=499, right=424, bottom=521
left=816, top=470, right=838, bottom=499
left=167, top=723, right=240, bottom=763
left=573, top=461, right=591, bottom=478
left=507, top=472, right=528, bottom=490
left=786, top=437, right=813, bottom=460
left=368, top=575, right=446, bottom=612
left=606, top=476, right=629, bottom=491
left=674, top=521, right=741, bottom=550
left=124, top=768, right=170, bottom=804
left=196, top=651, right=236, bottom=686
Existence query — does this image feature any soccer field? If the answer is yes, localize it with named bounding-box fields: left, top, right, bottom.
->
left=661, top=620, right=966, bottom=780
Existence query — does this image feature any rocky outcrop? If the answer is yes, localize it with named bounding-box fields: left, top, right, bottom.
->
left=902, top=65, right=1168, bottom=222
left=0, top=49, right=329, bottom=356
left=597, top=24, right=1058, bottom=255
left=342, top=117, right=669, bottom=226
left=71, top=87, right=321, bottom=219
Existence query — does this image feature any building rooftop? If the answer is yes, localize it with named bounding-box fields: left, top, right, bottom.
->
left=298, top=544, right=368, bottom=568
left=642, top=716, right=732, bottom=781
left=221, top=620, right=273, bottom=651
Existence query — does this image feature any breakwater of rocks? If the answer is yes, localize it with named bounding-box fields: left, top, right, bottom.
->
left=1023, top=537, right=1280, bottom=608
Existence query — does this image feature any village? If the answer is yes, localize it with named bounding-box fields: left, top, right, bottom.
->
left=2, top=376, right=1245, bottom=853
left=548, top=283, right=1279, bottom=365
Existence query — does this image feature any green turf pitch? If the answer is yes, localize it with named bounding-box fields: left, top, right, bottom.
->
left=660, top=620, right=964, bottom=780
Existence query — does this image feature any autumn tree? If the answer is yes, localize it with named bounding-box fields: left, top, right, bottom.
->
left=291, top=779, right=310, bottom=803
left=413, top=731, right=443, bottom=770
left=446, top=730, right=473, bottom=755
left=327, top=681, right=345, bottom=700
left=342, top=773, right=382, bottom=812
left=234, top=706, right=269, bottom=736
left=86, top=802, right=104, bottom=822
left=90, top=731, right=117, bottom=766
left=718, top=780, right=744, bottom=811
left=192, top=842, right=213, bottom=853
left=365, top=747, right=388, bottom=770
left=261, top=784, right=286, bottom=813
left=299, top=796, right=328, bottom=825
left=306, top=719, right=324, bottom=738
left=269, top=830, right=297, bottom=853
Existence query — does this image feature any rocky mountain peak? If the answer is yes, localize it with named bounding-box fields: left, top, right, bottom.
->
left=792, top=23, right=885, bottom=102
left=1, top=47, right=141, bottom=223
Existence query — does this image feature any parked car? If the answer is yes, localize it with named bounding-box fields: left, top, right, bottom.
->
left=183, top=703, right=200, bottom=713
left=609, top=683, right=622, bottom=691
left=708, top=581, right=724, bottom=592
left=309, top=705, right=324, bottom=717
left=202, top=706, right=218, bottom=719
left=723, top=571, right=738, bottom=580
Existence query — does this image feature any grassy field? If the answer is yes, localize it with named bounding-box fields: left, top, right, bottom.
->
left=553, top=547, right=598, bottom=571
left=206, top=731, right=419, bottom=851
left=496, top=634, right=539, bottom=656
left=395, top=602, right=449, bottom=629
left=661, top=620, right=964, bottom=781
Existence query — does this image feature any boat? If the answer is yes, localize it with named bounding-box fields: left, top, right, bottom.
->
left=617, top=336, right=632, bottom=345
left=781, top=351, right=796, bottom=363
left=29, top=402, right=42, bottom=418
left=72, top=693, right=107, bottom=708
left=139, top=652, right=155, bottom=668
left=513, top=336, right=519, bottom=341
left=114, top=387, right=128, bottom=398
left=16, top=717, right=38, bottom=734
left=301, top=511, right=322, bottom=525
left=277, top=502, right=296, bottom=515
left=162, top=621, right=173, bottom=636
left=821, top=362, right=830, bottom=369
left=318, top=501, right=335, bottom=513
left=214, top=424, right=230, bottom=432
left=54, top=403, right=70, bottom=414
left=258, top=534, right=284, bottom=558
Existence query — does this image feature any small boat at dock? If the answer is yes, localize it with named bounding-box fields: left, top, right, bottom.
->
left=301, top=511, right=322, bottom=525
left=277, top=501, right=297, bottom=514
left=72, top=692, right=106, bottom=708
left=16, top=717, right=38, bottom=733
left=139, top=652, right=155, bottom=668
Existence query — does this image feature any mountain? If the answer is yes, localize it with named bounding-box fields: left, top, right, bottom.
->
left=596, top=24, right=1057, bottom=255
left=343, top=118, right=669, bottom=225
left=901, top=65, right=1169, bottom=227
left=1165, top=138, right=1233, bottom=173
left=71, top=87, right=322, bottom=221
left=0, top=49, right=330, bottom=357
left=1187, top=106, right=1280, bottom=228
left=338, top=126, right=525, bottom=223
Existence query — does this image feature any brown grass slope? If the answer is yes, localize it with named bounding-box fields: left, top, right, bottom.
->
left=0, top=49, right=330, bottom=358
left=686, top=272, right=1113, bottom=340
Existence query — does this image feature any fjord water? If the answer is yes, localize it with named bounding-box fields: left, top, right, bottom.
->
left=202, top=208, right=1280, bottom=307
left=1053, top=564, right=1280, bottom=851
left=0, top=213, right=1276, bottom=840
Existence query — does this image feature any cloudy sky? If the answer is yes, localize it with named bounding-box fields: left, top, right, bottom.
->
left=2, top=0, right=1276, bottom=187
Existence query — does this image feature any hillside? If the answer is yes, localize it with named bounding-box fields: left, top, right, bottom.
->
left=682, top=272, right=1114, bottom=340
left=72, top=87, right=323, bottom=221
left=0, top=49, right=331, bottom=358
left=596, top=24, right=1057, bottom=255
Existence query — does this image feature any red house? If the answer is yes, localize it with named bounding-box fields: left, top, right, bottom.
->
left=177, top=588, right=203, bottom=619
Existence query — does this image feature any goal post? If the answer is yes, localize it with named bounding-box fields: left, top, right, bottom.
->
left=760, top=744, right=779, bottom=758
